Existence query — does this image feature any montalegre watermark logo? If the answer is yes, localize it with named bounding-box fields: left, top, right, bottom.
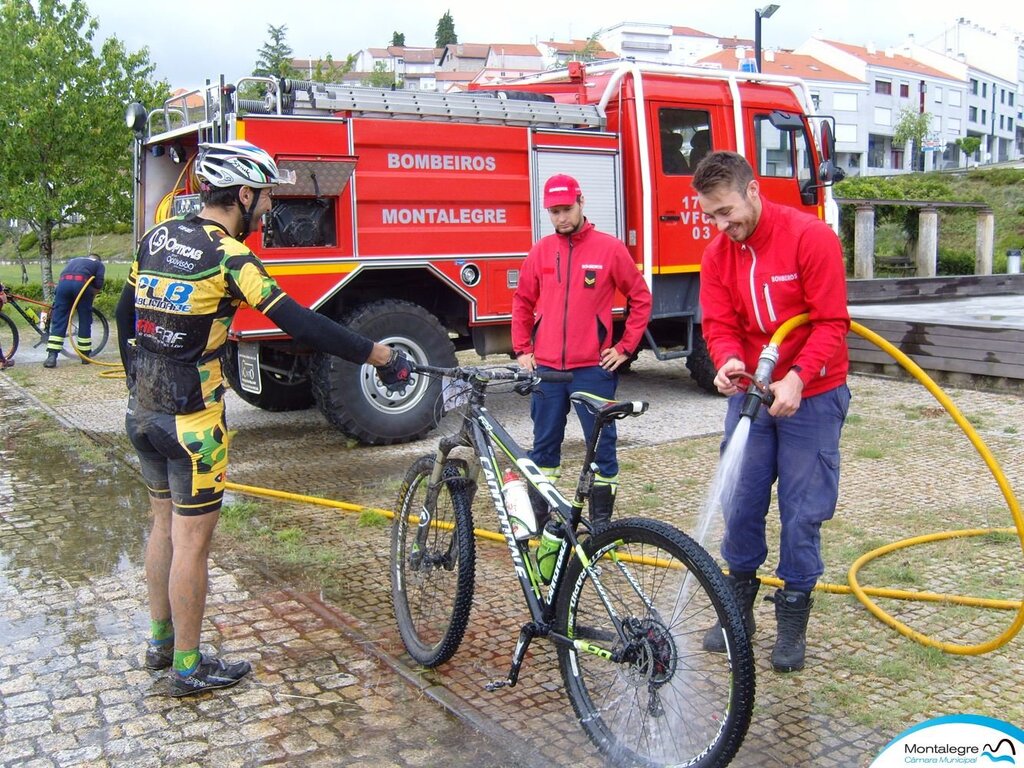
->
left=870, top=714, right=1023, bottom=766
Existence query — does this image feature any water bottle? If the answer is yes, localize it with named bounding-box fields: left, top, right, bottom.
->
left=502, top=470, right=536, bottom=541
left=536, top=521, right=564, bottom=584
left=38, top=310, right=48, bottom=332
left=25, top=306, right=39, bottom=326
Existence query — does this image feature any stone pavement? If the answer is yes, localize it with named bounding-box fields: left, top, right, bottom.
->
left=2, top=349, right=1023, bottom=767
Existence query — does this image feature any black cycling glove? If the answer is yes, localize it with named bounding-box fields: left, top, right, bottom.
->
left=376, top=349, right=412, bottom=388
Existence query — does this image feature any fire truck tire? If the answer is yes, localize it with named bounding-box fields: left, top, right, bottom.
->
left=686, top=327, right=719, bottom=394
left=222, top=341, right=315, bottom=412
left=310, top=300, right=457, bottom=445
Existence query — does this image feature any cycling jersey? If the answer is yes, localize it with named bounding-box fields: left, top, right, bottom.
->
left=122, top=214, right=287, bottom=414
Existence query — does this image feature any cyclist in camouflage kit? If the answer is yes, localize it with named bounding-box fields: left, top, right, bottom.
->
left=116, top=140, right=411, bottom=696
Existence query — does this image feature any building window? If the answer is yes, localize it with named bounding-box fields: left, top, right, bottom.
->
left=948, top=118, right=961, bottom=132
left=934, top=87, right=943, bottom=103
left=982, top=109, right=987, bottom=124
left=810, top=92, right=821, bottom=110
left=875, top=80, right=892, bottom=95
left=899, top=83, right=910, bottom=98
left=982, top=82, right=987, bottom=98
left=833, top=92, right=858, bottom=111
left=874, top=106, right=891, bottom=126
left=836, top=124, right=857, bottom=143
left=949, top=90, right=962, bottom=107
left=970, top=79, right=978, bottom=95
left=1009, top=93, right=1015, bottom=107
left=969, top=106, right=978, bottom=122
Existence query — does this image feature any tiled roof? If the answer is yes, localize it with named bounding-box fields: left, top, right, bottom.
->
left=697, top=49, right=862, bottom=83
left=822, top=40, right=956, bottom=79
left=671, top=26, right=716, bottom=38
left=443, top=43, right=491, bottom=59
left=487, top=44, right=542, bottom=56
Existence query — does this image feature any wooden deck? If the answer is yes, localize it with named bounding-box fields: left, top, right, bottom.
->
left=846, top=275, right=1024, bottom=389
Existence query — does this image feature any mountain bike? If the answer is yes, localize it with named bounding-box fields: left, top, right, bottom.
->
left=0, top=282, right=110, bottom=365
left=390, top=363, right=754, bottom=768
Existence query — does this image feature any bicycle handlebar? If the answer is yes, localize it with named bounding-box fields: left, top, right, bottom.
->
left=412, top=363, right=573, bottom=384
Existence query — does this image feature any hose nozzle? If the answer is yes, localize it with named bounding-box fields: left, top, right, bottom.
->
left=739, top=344, right=780, bottom=421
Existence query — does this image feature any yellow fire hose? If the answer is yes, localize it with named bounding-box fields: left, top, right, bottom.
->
left=228, top=313, right=1024, bottom=656
left=68, top=276, right=1021, bottom=653
left=766, top=314, right=1024, bottom=655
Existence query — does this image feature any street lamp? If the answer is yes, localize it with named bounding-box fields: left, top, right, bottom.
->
left=754, top=4, right=780, bottom=73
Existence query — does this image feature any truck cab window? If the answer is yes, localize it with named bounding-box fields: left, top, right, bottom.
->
left=657, top=108, right=713, bottom=175
left=753, top=114, right=812, bottom=181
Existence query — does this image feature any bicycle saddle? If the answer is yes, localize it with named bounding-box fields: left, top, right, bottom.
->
left=569, top=392, right=649, bottom=419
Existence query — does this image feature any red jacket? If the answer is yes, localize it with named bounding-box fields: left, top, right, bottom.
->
left=512, top=220, right=652, bottom=370
left=699, top=197, right=850, bottom=397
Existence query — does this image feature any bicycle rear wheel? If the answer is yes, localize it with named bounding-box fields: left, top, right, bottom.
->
left=555, top=517, right=754, bottom=768
left=0, top=312, right=19, bottom=364
left=61, top=308, right=109, bottom=358
left=391, top=455, right=476, bottom=667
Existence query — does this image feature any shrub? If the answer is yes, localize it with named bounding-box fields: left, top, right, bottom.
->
left=937, top=248, right=975, bottom=276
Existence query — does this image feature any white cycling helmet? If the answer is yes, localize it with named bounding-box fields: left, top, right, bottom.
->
left=196, top=141, right=296, bottom=189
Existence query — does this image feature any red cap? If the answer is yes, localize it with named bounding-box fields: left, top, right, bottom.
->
left=543, top=174, right=582, bottom=208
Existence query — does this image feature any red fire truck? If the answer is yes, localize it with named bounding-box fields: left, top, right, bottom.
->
left=125, top=60, right=842, bottom=445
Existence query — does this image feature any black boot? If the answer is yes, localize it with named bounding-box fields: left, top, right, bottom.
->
left=43, top=351, right=58, bottom=368
left=702, top=575, right=760, bottom=653
left=769, top=589, right=813, bottom=672
left=589, top=483, right=615, bottom=529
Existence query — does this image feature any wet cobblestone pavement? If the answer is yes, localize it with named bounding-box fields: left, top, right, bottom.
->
left=2, top=347, right=1023, bottom=767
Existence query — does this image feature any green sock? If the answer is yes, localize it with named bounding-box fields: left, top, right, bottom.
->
left=150, top=618, right=173, bottom=645
left=173, top=648, right=201, bottom=676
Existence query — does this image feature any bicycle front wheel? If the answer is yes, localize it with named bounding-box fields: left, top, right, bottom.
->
left=0, top=312, right=19, bottom=363
left=555, top=517, right=754, bottom=768
left=61, top=307, right=109, bottom=358
left=391, top=455, right=476, bottom=667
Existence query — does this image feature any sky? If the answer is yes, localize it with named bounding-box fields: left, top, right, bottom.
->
left=82, top=0, right=1023, bottom=90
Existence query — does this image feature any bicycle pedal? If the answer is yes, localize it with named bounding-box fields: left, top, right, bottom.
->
left=484, top=679, right=511, bottom=691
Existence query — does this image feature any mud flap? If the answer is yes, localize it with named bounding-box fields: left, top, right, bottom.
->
left=237, top=342, right=262, bottom=395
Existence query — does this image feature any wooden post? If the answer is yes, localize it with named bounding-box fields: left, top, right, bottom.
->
left=854, top=204, right=875, bottom=279
left=975, top=208, right=994, bottom=275
left=916, top=207, right=938, bottom=277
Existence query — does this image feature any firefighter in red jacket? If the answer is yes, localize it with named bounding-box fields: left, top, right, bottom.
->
left=512, top=174, right=652, bottom=527
left=693, top=151, right=851, bottom=673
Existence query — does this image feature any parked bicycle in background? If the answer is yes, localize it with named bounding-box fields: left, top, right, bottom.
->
left=0, top=281, right=110, bottom=367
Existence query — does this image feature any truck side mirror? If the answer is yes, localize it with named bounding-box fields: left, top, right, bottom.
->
left=817, top=119, right=846, bottom=184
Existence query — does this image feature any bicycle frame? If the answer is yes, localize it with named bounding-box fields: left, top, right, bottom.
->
left=416, top=365, right=644, bottom=687
left=2, top=291, right=51, bottom=341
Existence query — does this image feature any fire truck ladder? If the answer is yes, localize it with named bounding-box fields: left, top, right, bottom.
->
left=236, top=77, right=606, bottom=129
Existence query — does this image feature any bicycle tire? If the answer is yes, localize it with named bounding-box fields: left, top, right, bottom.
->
left=555, top=517, right=754, bottom=768
left=60, top=307, right=109, bottom=358
left=391, top=455, right=476, bottom=667
left=0, top=312, right=19, bottom=363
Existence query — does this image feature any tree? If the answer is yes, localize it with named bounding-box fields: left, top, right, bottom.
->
left=363, top=61, right=400, bottom=89
left=893, top=107, right=932, bottom=172
left=0, top=0, right=166, bottom=295
left=435, top=10, right=457, bottom=48
left=391, top=31, right=405, bottom=47
left=253, top=24, right=299, bottom=81
left=574, top=37, right=603, bottom=63
left=312, top=52, right=356, bottom=82
left=955, top=136, right=982, bottom=166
